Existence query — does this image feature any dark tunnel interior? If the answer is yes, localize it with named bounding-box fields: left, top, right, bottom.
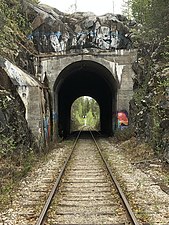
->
left=54, top=60, right=118, bottom=137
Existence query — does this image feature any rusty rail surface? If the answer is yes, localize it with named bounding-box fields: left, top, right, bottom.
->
left=35, top=130, right=139, bottom=225
left=90, top=130, right=139, bottom=225
left=35, top=130, right=81, bottom=225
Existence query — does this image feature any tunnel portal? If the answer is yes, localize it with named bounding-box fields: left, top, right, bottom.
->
left=54, top=60, right=118, bottom=137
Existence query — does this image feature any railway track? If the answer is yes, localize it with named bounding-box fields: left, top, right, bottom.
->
left=35, top=131, right=139, bottom=225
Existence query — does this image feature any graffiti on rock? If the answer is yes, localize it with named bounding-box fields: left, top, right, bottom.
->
left=29, top=8, right=133, bottom=54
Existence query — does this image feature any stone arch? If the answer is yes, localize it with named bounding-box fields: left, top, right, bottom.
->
left=53, top=60, right=118, bottom=138
left=43, top=55, right=118, bottom=91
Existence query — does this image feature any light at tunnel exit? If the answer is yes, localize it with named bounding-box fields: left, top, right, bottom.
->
left=71, top=96, right=100, bottom=131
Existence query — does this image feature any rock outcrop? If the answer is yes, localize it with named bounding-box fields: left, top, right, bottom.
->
left=0, top=1, right=136, bottom=75
left=130, top=40, right=169, bottom=162
left=0, top=83, right=37, bottom=157
left=25, top=2, right=134, bottom=55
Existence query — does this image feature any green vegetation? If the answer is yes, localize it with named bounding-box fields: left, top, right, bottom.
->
left=0, top=0, right=38, bottom=59
left=0, top=133, right=38, bottom=210
left=122, top=0, right=169, bottom=154
left=0, top=91, right=39, bottom=209
left=114, top=126, right=135, bottom=142
left=0, top=134, right=16, bottom=157
left=123, top=0, right=169, bottom=41
left=71, top=97, right=100, bottom=130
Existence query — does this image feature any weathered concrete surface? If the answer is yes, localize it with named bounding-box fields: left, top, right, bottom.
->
left=31, top=49, right=137, bottom=137
left=0, top=57, right=51, bottom=145
left=0, top=47, right=136, bottom=142
left=39, top=49, right=137, bottom=112
left=0, top=0, right=137, bottom=141
left=0, top=49, right=136, bottom=144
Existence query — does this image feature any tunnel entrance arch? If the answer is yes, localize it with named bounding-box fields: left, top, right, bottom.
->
left=53, top=60, right=118, bottom=138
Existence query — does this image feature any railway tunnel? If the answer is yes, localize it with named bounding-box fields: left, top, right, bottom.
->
left=53, top=60, right=118, bottom=138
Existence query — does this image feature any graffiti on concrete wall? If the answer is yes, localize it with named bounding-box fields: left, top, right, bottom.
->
left=117, top=110, right=129, bottom=129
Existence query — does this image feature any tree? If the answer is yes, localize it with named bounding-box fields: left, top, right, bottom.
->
left=150, top=0, right=169, bottom=38
left=71, top=97, right=100, bottom=130
left=0, top=0, right=38, bottom=59
left=122, top=0, right=132, bottom=19
left=123, top=0, right=169, bottom=42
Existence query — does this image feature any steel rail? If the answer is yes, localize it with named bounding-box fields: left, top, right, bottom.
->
left=35, top=130, right=81, bottom=225
left=90, top=130, right=140, bottom=225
